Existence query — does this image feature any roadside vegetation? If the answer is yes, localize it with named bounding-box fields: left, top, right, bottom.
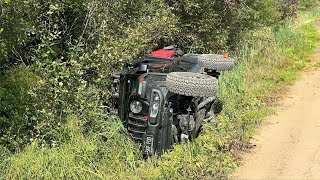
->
left=0, top=0, right=319, bottom=179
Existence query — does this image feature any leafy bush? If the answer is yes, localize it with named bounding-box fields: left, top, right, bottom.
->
left=300, top=0, right=319, bottom=9
left=0, top=66, right=39, bottom=151
left=167, top=0, right=281, bottom=52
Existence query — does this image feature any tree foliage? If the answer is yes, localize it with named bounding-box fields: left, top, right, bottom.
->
left=167, top=0, right=282, bottom=51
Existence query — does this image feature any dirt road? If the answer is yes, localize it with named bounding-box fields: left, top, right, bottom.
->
left=232, top=24, right=320, bottom=180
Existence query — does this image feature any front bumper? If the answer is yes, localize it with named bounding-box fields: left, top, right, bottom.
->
left=143, top=107, right=173, bottom=155
left=126, top=90, right=173, bottom=155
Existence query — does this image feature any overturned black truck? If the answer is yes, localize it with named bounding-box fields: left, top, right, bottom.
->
left=111, top=46, right=235, bottom=156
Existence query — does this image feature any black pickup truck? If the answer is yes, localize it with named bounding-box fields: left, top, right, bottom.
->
left=111, top=46, right=234, bottom=156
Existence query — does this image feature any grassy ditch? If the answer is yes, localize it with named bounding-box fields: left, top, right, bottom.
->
left=1, top=8, right=320, bottom=180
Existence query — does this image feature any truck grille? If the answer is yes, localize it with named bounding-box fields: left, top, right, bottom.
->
left=127, top=113, right=147, bottom=143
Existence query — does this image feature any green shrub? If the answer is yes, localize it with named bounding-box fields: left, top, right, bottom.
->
left=300, top=0, right=319, bottom=9
left=0, top=66, right=39, bottom=151
left=168, top=0, right=281, bottom=52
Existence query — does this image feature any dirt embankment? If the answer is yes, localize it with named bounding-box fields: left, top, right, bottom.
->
left=232, top=23, right=320, bottom=179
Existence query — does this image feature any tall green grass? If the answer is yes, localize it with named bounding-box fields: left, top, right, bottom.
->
left=1, top=8, right=320, bottom=180
left=1, top=117, right=142, bottom=179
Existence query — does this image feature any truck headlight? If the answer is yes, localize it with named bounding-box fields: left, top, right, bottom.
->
left=130, top=100, right=142, bottom=114
left=150, top=92, right=160, bottom=118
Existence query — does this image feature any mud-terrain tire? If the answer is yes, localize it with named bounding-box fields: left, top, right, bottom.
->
left=182, top=54, right=234, bottom=71
left=199, top=54, right=234, bottom=71
left=166, top=72, right=218, bottom=97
